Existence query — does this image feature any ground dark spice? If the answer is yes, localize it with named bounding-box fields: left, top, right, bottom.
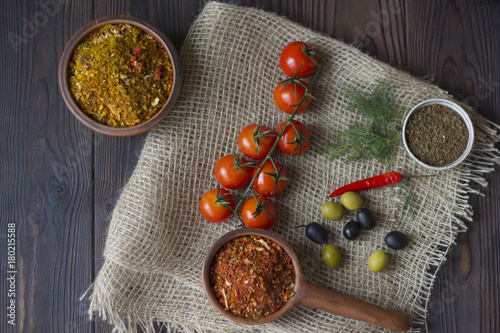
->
left=69, top=24, right=173, bottom=127
left=405, top=104, right=469, bottom=167
left=209, top=235, right=295, bottom=319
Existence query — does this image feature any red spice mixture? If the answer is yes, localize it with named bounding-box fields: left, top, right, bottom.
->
left=209, top=235, right=296, bottom=319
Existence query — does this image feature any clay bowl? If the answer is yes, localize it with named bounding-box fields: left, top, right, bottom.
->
left=58, top=15, right=181, bottom=136
left=202, top=228, right=413, bottom=331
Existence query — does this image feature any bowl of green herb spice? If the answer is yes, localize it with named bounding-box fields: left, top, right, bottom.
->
left=58, top=16, right=181, bottom=136
left=402, top=99, right=474, bottom=170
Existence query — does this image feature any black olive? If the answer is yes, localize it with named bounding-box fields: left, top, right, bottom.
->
left=356, top=208, right=376, bottom=230
left=385, top=231, right=408, bottom=250
left=298, top=222, right=328, bottom=244
left=343, top=221, right=361, bottom=240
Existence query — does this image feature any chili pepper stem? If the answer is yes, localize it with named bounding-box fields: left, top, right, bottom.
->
left=401, top=173, right=438, bottom=179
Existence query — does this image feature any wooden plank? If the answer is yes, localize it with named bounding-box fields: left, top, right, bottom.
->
left=91, top=3, right=133, bottom=333
left=0, top=2, right=28, bottom=332
left=90, top=1, right=203, bottom=332
left=404, top=1, right=500, bottom=332
left=0, top=0, right=96, bottom=332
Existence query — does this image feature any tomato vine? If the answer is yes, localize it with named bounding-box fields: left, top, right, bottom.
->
left=199, top=42, right=323, bottom=227
left=231, top=43, right=324, bottom=224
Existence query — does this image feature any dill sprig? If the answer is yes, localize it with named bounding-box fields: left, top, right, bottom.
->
left=321, top=78, right=405, bottom=167
left=323, top=124, right=401, bottom=164
left=391, top=177, right=416, bottom=215
left=345, top=77, right=401, bottom=123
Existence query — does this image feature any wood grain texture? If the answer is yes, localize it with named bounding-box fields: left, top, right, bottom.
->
left=403, top=2, right=500, bottom=332
left=1, top=0, right=95, bottom=332
left=1, top=0, right=499, bottom=332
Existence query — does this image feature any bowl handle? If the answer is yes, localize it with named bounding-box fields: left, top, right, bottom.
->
left=297, top=280, right=413, bottom=332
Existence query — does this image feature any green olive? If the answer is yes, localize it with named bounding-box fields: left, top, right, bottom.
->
left=368, top=250, right=388, bottom=272
left=321, top=202, right=344, bottom=220
left=340, top=191, right=364, bottom=211
left=322, top=245, right=341, bottom=269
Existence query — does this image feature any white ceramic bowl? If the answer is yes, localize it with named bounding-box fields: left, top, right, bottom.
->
left=402, top=99, right=474, bottom=170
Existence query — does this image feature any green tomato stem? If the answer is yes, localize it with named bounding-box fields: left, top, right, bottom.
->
left=232, top=51, right=324, bottom=220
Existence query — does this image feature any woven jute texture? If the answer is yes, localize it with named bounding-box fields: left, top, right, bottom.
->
left=85, top=2, right=500, bottom=332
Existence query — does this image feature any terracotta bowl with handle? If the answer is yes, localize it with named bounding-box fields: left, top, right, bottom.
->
left=202, top=228, right=413, bottom=331
left=58, top=15, right=181, bottom=136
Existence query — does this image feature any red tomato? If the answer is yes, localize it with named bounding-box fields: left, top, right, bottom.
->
left=273, top=80, right=311, bottom=114
left=241, top=195, right=277, bottom=229
left=280, top=41, right=319, bottom=78
left=215, top=154, right=253, bottom=189
left=199, top=188, right=235, bottom=223
left=238, top=124, right=276, bottom=160
left=252, top=160, right=288, bottom=197
left=276, top=120, right=312, bottom=155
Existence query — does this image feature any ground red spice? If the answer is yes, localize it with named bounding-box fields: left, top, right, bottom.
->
left=209, top=235, right=296, bottom=319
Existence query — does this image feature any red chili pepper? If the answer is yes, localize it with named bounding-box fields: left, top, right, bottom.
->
left=329, top=172, right=403, bottom=197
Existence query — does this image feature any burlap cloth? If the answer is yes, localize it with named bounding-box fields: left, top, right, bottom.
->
left=85, top=2, right=500, bottom=332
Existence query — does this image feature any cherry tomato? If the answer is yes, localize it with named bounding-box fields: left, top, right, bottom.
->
left=241, top=195, right=277, bottom=229
left=280, top=41, right=319, bottom=78
left=215, top=154, right=252, bottom=189
left=238, top=124, right=276, bottom=160
left=252, top=160, right=288, bottom=197
left=273, top=80, right=311, bottom=114
left=199, top=188, right=235, bottom=223
left=276, top=120, right=311, bottom=155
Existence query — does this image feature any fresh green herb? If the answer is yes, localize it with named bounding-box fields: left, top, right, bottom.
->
left=321, top=78, right=404, bottom=167
left=392, top=177, right=416, bottom=215
left=345, top=77, right=401, bottom=124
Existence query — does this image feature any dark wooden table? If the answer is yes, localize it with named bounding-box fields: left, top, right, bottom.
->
left=1, top=1, right=499, bottom=332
